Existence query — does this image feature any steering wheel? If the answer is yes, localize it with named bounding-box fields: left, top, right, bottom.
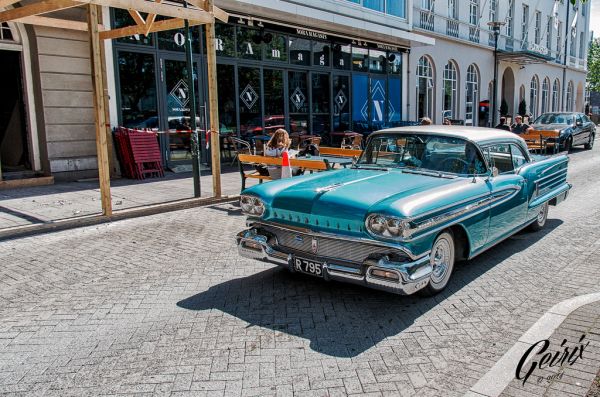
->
left=440, top=157, right=470, bottom=173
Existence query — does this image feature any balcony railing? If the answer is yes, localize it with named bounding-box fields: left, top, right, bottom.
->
left=412, top=7, right=588, bottom=71
left=446, top=19, right=459, bottom=38
left=469, top=26, right=480, bottom=43
left=420, top=10, right=434, bottom=31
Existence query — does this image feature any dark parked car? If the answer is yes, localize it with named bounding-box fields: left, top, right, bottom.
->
left=531, top=112, right=596, bottom=151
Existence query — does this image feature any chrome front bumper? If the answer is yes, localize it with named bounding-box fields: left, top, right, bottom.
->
left=236, top=228, right=432, bottom=295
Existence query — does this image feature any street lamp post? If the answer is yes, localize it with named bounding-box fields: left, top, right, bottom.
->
left=488, top=20, right=506, bottom=127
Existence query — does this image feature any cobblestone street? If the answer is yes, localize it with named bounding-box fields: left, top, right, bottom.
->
left=0, top=146, right=599, bottom=396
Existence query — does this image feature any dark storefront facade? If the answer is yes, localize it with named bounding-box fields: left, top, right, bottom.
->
left=111, top=10, right=405, bottom=166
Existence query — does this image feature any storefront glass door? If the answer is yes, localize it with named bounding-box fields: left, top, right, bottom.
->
left=160, top=57, right=203, bottom=165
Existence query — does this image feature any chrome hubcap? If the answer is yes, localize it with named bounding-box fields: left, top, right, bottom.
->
left=537, top=203, right=547, bottom=224
left=431, top=238, right=451, bottom=284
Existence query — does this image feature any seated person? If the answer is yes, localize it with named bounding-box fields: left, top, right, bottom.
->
left=264, top=129, right=299, bottom=179
left=495, top=116, right=511, bottom=131
left=510, top=115, right=532, bottom=134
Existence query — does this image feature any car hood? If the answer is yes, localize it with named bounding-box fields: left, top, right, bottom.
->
left=245, top=168, right=486, bottom=234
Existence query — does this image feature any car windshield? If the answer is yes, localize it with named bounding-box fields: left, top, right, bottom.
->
left=356, top=133, right=487, bottom=176
left=534, top=113, right=575, bottom=125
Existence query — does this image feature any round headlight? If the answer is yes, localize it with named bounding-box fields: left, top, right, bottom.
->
left=252, top=197, right=265, bottom=216
left=240, top=195, right=254, bottom=213
left=386, top=218, right=404, bottom=237
left=369, top=216, right=387, bottom=234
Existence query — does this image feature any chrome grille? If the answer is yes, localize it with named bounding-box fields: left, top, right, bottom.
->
left=261, top=225, right=409, bottom=264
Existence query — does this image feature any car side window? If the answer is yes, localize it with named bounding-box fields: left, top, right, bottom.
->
left=483, top=144, right=514, bottom=174
left=577, top=115, right=584, bottom=125
left=509, top=144, right=528, bottom=169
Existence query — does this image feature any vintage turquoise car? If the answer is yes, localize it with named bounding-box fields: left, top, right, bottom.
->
left=236, top=126, right=571, bottom=295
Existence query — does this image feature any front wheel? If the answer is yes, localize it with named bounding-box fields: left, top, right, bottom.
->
left=585, top=134, right=595, bottom=150
left=420, top=231, right=455, bottom=296
left=528, top=202, right=549, bottom=232
left=562, top=137, right=573, bottom=152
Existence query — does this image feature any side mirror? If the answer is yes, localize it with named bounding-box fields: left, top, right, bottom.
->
left=576, top=121, right=583, bottom=127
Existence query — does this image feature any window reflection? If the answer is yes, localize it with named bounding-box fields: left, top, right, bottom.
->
left=118, top=52, right=158, bottom=128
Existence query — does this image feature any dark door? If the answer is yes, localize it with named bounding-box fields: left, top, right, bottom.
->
left=572, top=114, right=586, bottom=145
left=0, top=50, right=29, bottom=175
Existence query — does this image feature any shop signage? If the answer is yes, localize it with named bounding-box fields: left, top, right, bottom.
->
left=527, top=42, right=549, bottom=56
left=240, top=84, right=259, bottom=109
left=174, top=32, right=185, bottom=47
left=170, top=79, right=190, bottom=108
left=291, top=87, right=306, bottom=110
left=361, top=80, right=394, bottom=122
left=295, top=28, right=327, bottom=40
left=334, top=89, right=347, bottom=113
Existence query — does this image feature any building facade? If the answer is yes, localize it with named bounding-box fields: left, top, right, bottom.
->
left=409, top=0, right=590, bottom=126
left=0, top=0, right=591, bottom=181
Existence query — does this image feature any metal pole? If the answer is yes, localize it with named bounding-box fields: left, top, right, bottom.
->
left=183, top=11, right=201, bottom=197
left=492, top=28, right=499, bottom=127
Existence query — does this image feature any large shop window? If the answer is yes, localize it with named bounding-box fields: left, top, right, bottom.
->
left=239, top=67, right=261, bottom=138
left=217, top=64, right=236, bottom=134
left=333, top=75, right=350, bottom=132
left=289, top=71, right=309, bottom=134
left=263, top=69, right=285, bottom=134
left=118, top=52, right=158, bottom=128
left=312, top=73, right=331, bottom=135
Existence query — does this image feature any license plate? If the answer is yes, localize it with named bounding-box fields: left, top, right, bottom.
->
left=292, top=257, right=324, bottom=277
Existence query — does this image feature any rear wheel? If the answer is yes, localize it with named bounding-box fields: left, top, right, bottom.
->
left=420, top=231, right=455, bottom=296
left=528, top=202, right=549, bottom=232
left=585, top=134, right=595, bottom=150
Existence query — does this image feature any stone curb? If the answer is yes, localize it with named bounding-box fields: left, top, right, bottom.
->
left=466, top=292, right=600, bottom=397
left=0, top=195, right=239, bottom=242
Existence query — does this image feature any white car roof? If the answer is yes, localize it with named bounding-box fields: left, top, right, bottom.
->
left=375, top=125, right=523, bottom=145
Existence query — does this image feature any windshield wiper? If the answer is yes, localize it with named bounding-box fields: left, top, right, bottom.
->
left=401, top=168, right=457, bottom=179
left=352, top=164, right=389, bottom=171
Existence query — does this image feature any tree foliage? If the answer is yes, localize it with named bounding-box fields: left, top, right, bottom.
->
left=588, top=38, right=600, bottom=93
left=518, top=99, right=528, bottom=117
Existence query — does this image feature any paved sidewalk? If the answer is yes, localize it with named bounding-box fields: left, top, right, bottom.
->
left=0, top=167, right=256, bottom=230
left=500, top=302, right=600, bottom=397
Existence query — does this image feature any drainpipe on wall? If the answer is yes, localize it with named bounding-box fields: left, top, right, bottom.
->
left=562, top=4, right=570, bottom=111
left=405, top=49, right=411, bottom=122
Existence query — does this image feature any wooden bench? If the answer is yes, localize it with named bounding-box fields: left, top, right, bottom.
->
left=238, top=154, right=331, bottom=191
left=520, top=130, right=560, bottom=154
left=318, top=147, right=363, bottom=157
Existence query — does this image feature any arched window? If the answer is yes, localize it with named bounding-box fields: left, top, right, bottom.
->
left=465, top=64, right=479, bottom=126
left=0, top=22, right=14, bottom=42
left=442, top=61, right=458, bottom=120
left=417, top=56, right=434, bottom=120
left=541, top=78, right=550, bottom=114
left=552, top=79, right=560, bottom=112
left=529, top=76, right=539, bottom=119
left=566, top=81, right=574, bottom=111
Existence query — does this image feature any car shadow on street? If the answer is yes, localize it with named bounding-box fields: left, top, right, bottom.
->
left=177, top=219, right=563, bottom=358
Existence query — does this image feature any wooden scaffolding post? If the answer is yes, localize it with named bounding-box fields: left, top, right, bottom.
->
left=204, top=0, right=221, bottom=197
left=88, top=3, right=112, bottom=216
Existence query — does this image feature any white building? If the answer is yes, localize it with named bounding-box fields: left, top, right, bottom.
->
left=409, top=0, right=590, bottom=126
left=0, top=0, right=590, bottom=181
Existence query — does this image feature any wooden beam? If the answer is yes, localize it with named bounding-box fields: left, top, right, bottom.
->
left=75, top=0, right=213, bottom=23
left=87, top=3, right=112, bottom=216
left=0, top=0, right=20, bottom=10
left=0, top=0, right=80, bottom=23
left=143, top=0, right=162, bottom=35
left=212, top=5, right=228, bottom=23
left=15, top=15, right=104, bottom=31
left=204, top=0, right=221, bottom=197
left=127, top=9, right=145, bottom=26
left=99, top=16, right=201, bottom=40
